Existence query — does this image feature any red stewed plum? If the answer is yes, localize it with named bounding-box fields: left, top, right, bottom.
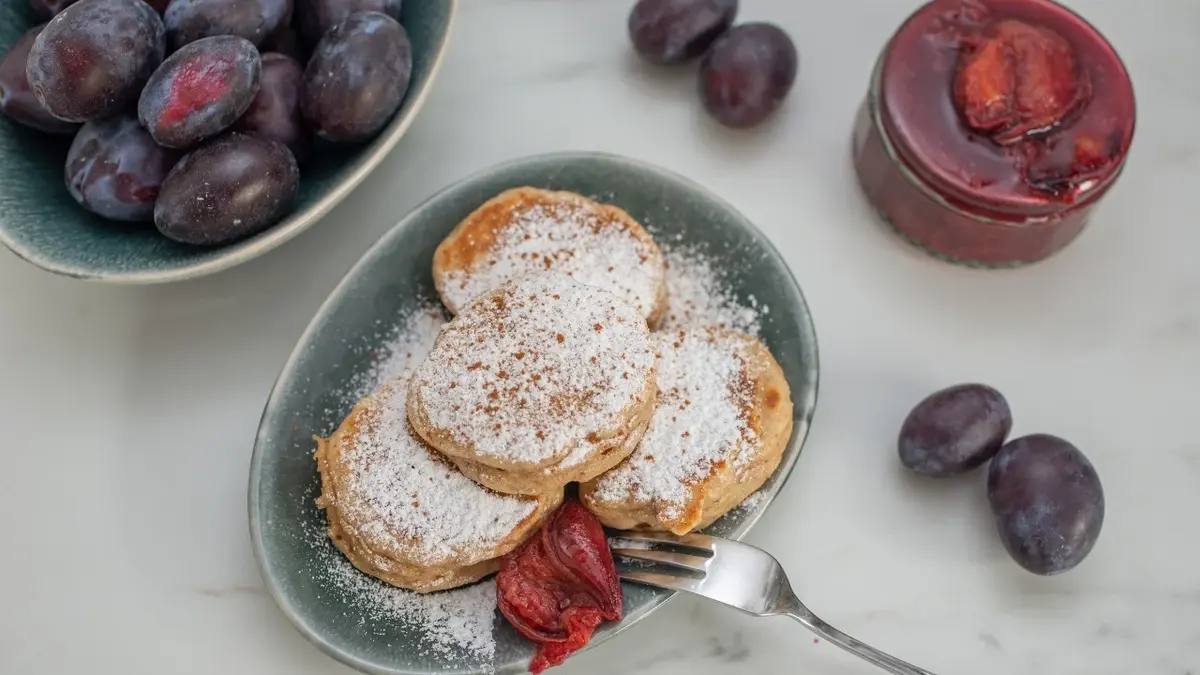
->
left=234, top=52, right=307, bottom=159
left=154, top=133, right=298, bottom=245
left=138, top=35, right=261, bottom=149
left=955, top=20, right=1088, bottom=146
left=0, top=24, right=79, bottom=134
left=26, top=0, right=166, bottom=122
left=898, top=383, right=1012, bottom=477
left=65, top=114, right=179, bottom=222
left=987, top=434, right=1104, bottom=575
left=296, top=0, right=401, bottom=46
left=302, top=12, right=411, bottom=143
left=163, top=0, right=292, bottom=50
left=698, top=22, right=797, bottom=128
left=628, top=0, right=738, bottom=65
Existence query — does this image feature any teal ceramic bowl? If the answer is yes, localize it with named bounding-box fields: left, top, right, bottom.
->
left=249, top=152, right=820, bottom=675
left=0, top=0, right=455, bottom=283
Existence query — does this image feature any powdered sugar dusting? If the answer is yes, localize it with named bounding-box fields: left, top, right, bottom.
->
left=373, top=306, right=447, bottom=388
left=329, top=304, right=447, bottom=419
left=439, top=191, right=665, bottom=320
left=307, top=304, right=503, bottom=667
left=591, top=329, right=758, bottom=521
left=732, top=488, right=767, bottom=514
left=339, top=381, right=538, bottom=565
left=301, top=517, right=499, bottom=667
left=413, top=271, right=656, bottom=466
left=661, top=245, right=763, bottom=335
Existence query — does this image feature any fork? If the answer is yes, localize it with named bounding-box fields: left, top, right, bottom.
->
left=611, top=532, right=938, bottom=675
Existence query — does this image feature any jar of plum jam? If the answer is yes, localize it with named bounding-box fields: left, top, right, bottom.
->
left=852, top=0, right=1136, bottom=267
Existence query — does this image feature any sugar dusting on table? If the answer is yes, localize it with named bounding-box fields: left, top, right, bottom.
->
left=660, top=244, right=765, bottom=336
left=309, top=303, right=500, bottom=668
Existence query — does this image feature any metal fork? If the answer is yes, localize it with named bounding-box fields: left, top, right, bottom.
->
left=611, top=532, right=938, bottom=675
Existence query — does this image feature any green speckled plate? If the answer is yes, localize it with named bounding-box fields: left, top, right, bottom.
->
left=0, top=0, right=455, bottom=283
left=249, top=152, right=820, bottom=675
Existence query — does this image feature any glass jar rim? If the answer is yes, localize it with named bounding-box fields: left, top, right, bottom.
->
left=873, top=0, right=1137, bottom=218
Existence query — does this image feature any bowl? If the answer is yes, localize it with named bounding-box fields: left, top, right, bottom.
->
left=0, top=0, right=456, bottom=283
left=249, top=151, right=820, bottom=675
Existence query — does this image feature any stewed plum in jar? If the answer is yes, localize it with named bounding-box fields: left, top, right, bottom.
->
left=851, top=0, right=1136, bottom=267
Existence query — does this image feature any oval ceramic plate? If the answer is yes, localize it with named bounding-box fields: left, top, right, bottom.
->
left=0, top=0, right=454, bottom=283
left=249, top=152, right=820, bottom=675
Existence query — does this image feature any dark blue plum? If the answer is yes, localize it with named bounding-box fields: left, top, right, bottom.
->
left=65, top=114, right=179, bottom=222
left=26, top=0, right=166, bottom=122
left=234, top=52, right=308, bottom=159
left=154, top=133, right=298, bottom=245
left=262, top=22, right=307, bottom=63
left=163, top=0, right=292, bottom=50
left=138, top=35, right=261, bottom=149
left=898, top=383, right=1012, bottom=476
left=988, top=434, right=1105, bottom=575
left=628, top=0, right=738, bottom=65
left=29, top=0, right=79, bottom=19
left=302, top=12, right=411, bottom=143
left=296, top=0, right=401, bottom=46
left=30, top=0, right=168, bottom=19
left=0, top=24, right=79, bottom=134
left=698, top=22, right=797, bottom=128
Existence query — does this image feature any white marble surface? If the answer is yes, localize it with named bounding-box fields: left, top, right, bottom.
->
left=2, top=1, right=1198, bottom=673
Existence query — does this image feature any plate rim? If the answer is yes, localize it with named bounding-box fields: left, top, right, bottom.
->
left=248, top=150, right=821, bottom=675
left=0, top=0, right=458, bottom=285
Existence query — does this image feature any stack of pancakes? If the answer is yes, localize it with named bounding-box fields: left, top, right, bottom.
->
left=316, top=187, right=794, bottom=593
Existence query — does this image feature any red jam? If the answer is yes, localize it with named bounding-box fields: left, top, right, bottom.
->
left=852, top=0, right=1136, bottom=266
left=496, top=499, right=622, bottom=674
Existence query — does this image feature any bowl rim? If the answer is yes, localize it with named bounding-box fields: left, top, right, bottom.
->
left=248, top=150, right=821, bottom=675
left=0, top=0, right=458, bottom=285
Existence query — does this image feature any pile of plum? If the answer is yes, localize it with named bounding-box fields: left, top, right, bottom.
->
left=0, top=0, right=413, bottom=246
left=898, top=383, right=1105, bottom=576
left=628, top=0, right=797, bottom=129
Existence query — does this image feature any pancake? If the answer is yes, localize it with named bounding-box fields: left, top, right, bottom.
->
left=449, top=400, right=653, bottom=496
left=407, top=271, right=658, bottom=493
left=432, top=187, right=668, bottom=327
left=580, top=327, right=793, bottom=535
left=315, top=379, right=562, bottom=593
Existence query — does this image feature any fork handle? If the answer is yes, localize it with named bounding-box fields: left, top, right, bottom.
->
left=785, top=601, right=937, bottom=675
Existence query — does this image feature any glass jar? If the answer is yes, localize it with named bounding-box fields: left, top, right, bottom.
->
left=852, top=0, right=1136, bottom=267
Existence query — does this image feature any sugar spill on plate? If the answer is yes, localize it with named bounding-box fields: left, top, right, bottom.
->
left=305, top=307, right=506, bottom=667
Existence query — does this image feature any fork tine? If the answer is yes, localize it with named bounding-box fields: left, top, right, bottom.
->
left=618, top=570, right=707, bottom=594
left=607, top=531, right=715, bottom=552
left=612, top=548, right=708, bottom=573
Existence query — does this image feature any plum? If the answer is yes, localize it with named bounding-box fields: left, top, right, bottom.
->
left=154, top=133, right=298, bottom=245
left=988, top=434, right=1104, bottom=575
left=138, top=35, right=261, bottom=149
left=234, top=52, right=307, bottom=159
left=26, top=0, right=166, bottom=122
left=65, top=114, right=179, bottom=221
left=628, top=0, right=738, bottom=65
left=0, top=24, right=79, bottom=134
left=301, top=12, right=411, bottom=143
left=898, top=383, right=1012, bottom=476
